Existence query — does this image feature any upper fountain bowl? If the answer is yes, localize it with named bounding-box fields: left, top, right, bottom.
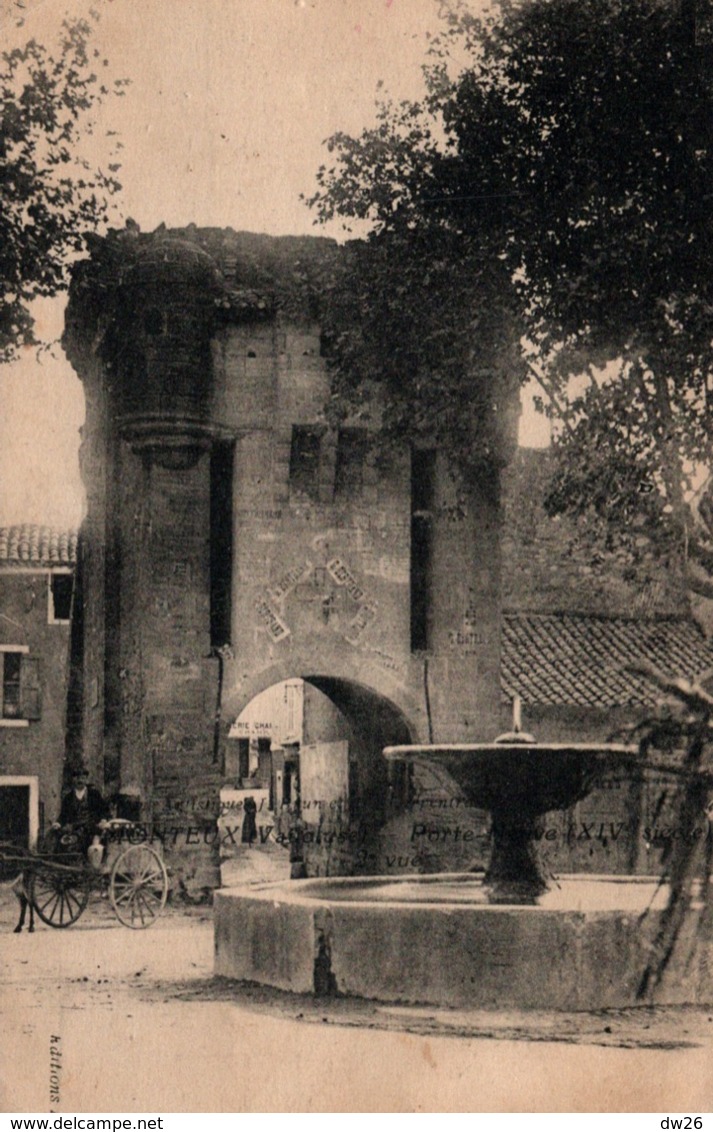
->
left=383, top=740, right=638, bottom=818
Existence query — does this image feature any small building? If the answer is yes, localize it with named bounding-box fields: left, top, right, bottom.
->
left=0, top=524, right=77, bottom=854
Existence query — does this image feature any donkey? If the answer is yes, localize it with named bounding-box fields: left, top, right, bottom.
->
left=11, top=868, right=33, bottom=932
left=1, top=843, right=36, bottom=933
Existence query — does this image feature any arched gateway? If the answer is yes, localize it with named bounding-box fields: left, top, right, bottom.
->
left=63, top=226, right=514, bottom=887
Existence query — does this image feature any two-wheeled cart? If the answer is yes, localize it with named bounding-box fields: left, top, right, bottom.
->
left=1, top=821, right=168, bottom=929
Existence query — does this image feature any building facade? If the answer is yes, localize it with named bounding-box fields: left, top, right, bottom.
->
left=0, top=525, right=77, bottom=859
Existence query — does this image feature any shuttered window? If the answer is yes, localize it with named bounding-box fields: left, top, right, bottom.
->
left=1, top=649, right=40, bottom=722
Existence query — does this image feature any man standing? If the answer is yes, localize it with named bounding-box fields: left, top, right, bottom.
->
left=241, top=795, right=258, bottom=845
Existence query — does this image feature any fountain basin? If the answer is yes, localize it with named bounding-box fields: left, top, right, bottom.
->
left=384, top=742, right=638, bottom=901
left=214, top=873, right=713, bottom=1010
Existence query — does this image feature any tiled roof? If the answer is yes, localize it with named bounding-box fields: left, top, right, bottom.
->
left=502, top=612, right=713, bottom=707
left=0, top=524, right=78, bottom=567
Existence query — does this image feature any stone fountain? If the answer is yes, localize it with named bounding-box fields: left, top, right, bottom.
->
left=383, top=700, right=636, bottom=904
left=214, top=710, right=713, bottom=1009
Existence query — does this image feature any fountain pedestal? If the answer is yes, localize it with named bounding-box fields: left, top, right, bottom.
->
left=486, top=810, right=547, bottom=901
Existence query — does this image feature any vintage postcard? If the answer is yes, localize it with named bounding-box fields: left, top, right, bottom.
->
left=1, top=0, right=713, bottom=1115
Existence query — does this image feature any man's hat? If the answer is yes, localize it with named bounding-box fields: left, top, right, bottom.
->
left=71, top=762, right=89, bottom=778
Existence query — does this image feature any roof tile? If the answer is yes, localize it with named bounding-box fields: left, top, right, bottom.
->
left=502, top=612, right=713, bottom=706
left=0, top=524, right=78, bottom=567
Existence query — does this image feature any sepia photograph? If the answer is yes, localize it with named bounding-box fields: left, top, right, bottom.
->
left=1, top=0, right=713, bottom=1115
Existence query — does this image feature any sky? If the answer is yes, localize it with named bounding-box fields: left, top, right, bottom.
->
left=0, top=0, right=549, bottom=528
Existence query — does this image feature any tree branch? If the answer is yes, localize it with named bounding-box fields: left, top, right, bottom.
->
left=524, top=359, right=576, bottom=438
left=625, top=659, right=713, bottom=715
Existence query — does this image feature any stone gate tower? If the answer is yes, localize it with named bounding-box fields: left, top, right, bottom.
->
left=63, top=225, right=517, bottom=883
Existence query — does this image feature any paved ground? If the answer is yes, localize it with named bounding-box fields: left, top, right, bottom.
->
left=2, top=884, right=713, bottom=1113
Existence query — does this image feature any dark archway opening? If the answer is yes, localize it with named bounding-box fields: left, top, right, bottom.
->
left=303, top=675, right=412, bottom=829
left=224, top=675, right=414, bottom=877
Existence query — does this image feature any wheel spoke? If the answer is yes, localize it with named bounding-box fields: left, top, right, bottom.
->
left=38, top=891, right=60, bottom=918
left=136, top=887, right=157, bottom=919
left=110, top=846, right=167, bottom=928
left=33, top=881, right=51, bottom=903
left=126, top=856, right=149, bottom=881
left=135, top=893, right=146, bottom=925
left=132, top=889, right=147, bottom=925
left=137, top=863, right=158, bottom=882
left=138, top=886, right=160, bottom=910
left=135, top=869, right=164, bottom=885
left=64, top=889, right=80, bottom=918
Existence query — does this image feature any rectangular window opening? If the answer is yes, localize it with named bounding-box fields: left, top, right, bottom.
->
left=289, top=426, right=322, bottom=499
left=0, top=649, right=39, bottom=723
left=210, top=441, right=234, bottom=649
left=0, top=784, right=30, bottom=869
left=2, top=652, right=21, bottom=718
left=237, top=738, right=250, bottom=781
left=410, top=448, right=436, bottom=652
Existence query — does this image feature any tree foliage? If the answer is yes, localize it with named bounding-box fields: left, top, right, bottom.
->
left=307, top=68, right=525, bottom=482
left=317, top=232, right=521, bottom=481
left=617, top=659, right=713, bottom=995
left=0, top=10, right=126, bottom=363
left=308, top=0, right=713, bottom=597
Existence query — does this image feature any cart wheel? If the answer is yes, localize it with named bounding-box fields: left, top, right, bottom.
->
left=30, top=865, right=91, bottom=928
left=110, top=845, right=168, bottom=929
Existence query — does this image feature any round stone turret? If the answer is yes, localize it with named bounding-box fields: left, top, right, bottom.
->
left=112, top=237, right=226, bottom=468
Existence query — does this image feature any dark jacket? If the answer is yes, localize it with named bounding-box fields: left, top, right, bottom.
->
left=58, top=786, right=108, bottom=830
left=241, top=796, right=258, bottom=844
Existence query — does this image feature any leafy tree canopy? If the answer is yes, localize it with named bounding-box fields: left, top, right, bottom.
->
left=0, top=9, right=126, bottom=363
left=308, top=0, right=713, bottom=605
